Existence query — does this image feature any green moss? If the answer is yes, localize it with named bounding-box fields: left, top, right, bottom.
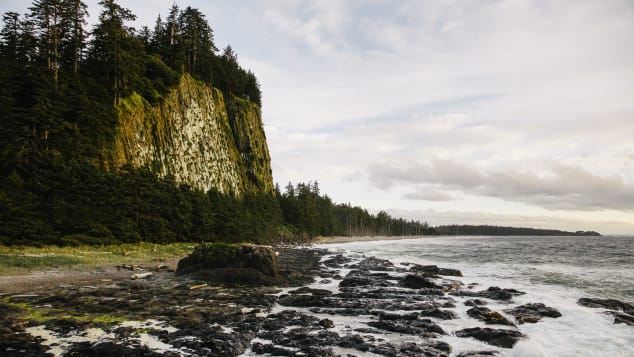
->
left=192, top=243, right=240, bottom=266
left=117, top=92, right=149, bottom=116
left=3, top=296, right=126, bottom=324
left=0, top=254, right=82, bottom=269
left=110, top=73, right=273, bottom=196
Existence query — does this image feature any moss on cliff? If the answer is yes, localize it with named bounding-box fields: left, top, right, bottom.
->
left=110, top=74, right=273, bottom=195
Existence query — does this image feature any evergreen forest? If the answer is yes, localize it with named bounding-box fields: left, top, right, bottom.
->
left=0, top=0, right=435, bottom=246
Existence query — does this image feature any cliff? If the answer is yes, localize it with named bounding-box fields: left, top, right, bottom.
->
left=110, top=74, right=273, bottom=195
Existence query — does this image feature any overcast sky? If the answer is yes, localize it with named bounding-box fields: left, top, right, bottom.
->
left=3, top=0, right=634, bottom=234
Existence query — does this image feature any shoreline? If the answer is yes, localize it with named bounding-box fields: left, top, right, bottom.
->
left=1, top=240, right=631, bottom=356
left=314, top=235, right=441, bottom=244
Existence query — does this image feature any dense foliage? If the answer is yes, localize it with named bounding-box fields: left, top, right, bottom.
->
left=434, top=225, right=600, bottom=236
left=276, top=182, right=434, bottom=238
left=0, top=0, right=270, bottom=246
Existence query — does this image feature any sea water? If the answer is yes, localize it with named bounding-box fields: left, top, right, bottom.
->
left=311, top=235, right=634, bottom=357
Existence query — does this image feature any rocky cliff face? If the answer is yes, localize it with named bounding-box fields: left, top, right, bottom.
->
left=110, top=74, right=273, bottom=195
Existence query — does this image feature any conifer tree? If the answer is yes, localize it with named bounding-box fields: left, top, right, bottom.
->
left=61, top=0, right=88, bottom=75
left=0, top=12, right=20, bottom=60
left=89, top=0, right=136, bottom=105
left=29, top=0, right=65, bottom=84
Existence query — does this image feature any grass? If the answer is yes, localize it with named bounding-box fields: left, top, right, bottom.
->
left=0, top=242, right=197, bottom=274
left=2, top=296, right=128, bottom=324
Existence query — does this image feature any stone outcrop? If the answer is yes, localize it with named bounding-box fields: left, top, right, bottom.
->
left=110, top=74, right=273, bottom=195
left=455, top=327, right=525, bottom=348
left=504, top=303, right=562, bottom=324
left=175, top=243, right=279, bottom=285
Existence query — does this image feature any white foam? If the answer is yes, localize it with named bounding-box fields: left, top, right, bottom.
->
left=315, top=237, right=634, bottom=356
left=25, top=326, right=115, bottom=357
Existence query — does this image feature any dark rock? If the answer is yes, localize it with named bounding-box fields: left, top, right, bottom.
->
left=339, top=270, right=393, bottom=288
left=258, top=327, right=339, bottom=355
left=322, top=254, right=353, bottom=268
left=175, top=243, right=279, bottom=285
left=367, top=319, right=444, bottom=337
left=261, top=310, right=320, bottom=331
left=376, top=312, right=419, bottom=321
left=456, top=351, right=499, bottom=357
left=438, top=268, right=463, bottom=277
left=349, top=257, right=395, bottom=271
left=67, top=342, right=165, bottom=356
left=251, top=342, right=295, bottom=356
left=452, top=286, right=525, bottom=301
left=337, top=334, right=371, bottom=352
left=467, top=306, right=515, bottom=326
left=577, top=298, right=634, bottom=315
left=611, top=312, right=634, bottom=326
left=419, top=307, right=457, bottom=320
left=465, top=299, right=488, bottom=306
left=288, top=286, right=333, bottom=296
left=278, top=294, right=331, bottom=308
left=409, top=264, right=440, bottom=275
left=455, top=327, right=525, bottom=348
left=504, top=303, right=561, bottom=324
left=319, top=318, right=335, bottom=329
left=408, top=264, right=463, bottom=277
left=402, top=274, right=443, bottom=290
left=369, top=341, right=451, bottom=357
left=310, top=307, right=372, bottom=316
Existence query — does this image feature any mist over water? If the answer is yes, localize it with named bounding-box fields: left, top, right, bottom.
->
left=317, top=235, right=634, bottom=356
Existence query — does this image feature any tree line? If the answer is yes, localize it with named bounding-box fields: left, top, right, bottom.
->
left=276, top=181, right=434, bottom=239
left=434, top=225, right=600, bottom=236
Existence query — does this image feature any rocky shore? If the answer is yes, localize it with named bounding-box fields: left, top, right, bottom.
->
left=1, top=244, right=631, bottom=356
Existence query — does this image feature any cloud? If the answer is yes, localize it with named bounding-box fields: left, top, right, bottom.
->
left=369, top=161, right=634, bottom=211
left=403, top=190, right=454, bottom=202
left=384, top=208, right=634, bottom=235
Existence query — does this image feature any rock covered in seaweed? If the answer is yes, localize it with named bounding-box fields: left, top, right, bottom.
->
left=175, top=243, right=279, bottom=285
left=467, top=306, right=515, bottom=326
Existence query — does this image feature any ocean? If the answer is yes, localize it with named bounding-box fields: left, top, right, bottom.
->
left=302, top=235, right=634, bottom=356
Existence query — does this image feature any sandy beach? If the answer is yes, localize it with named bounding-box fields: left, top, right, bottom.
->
left=314, top=235, right=440, bottom=244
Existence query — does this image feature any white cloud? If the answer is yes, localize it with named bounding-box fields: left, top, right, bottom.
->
left=369, top=161, right=634, bottom=211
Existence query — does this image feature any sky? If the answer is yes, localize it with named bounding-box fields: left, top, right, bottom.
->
left=2, top=0, right=634, bottom=234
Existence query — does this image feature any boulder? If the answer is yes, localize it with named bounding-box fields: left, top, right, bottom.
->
left=367, top=319, right=444, bottom=337
left=465, top=299, right=488, bottom=306
left=408, top=264, right=463, bottom=277
left=613, top=312, right=634, bottom=326
left=452, top=286, right=525, bottom=301
left=467, top=306, right=515, bottom=326
left=456, top=351, right=499, bottom=357
left=504, top=303, right=561, bottom=324
left=349, top=257, right=395, bottom=271
left=455, top=327, right=524, bottom=348
left=175, top=243, right=279, bottom=285
left=577, top=298, right=634, bottom=315
left=402, top=274, right=443, bottom=289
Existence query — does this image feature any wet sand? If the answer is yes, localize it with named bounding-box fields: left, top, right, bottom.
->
left=0, top=258, right=182, bottom=294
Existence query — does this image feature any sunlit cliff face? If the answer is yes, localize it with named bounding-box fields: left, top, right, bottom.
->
left=111, top=74, right=273, bottom=195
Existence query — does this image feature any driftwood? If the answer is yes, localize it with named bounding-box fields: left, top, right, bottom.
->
left=130, top=272, right=153, bottom=280
left=155, top=264, right=169, bottom=271
left=189, top=283, right=208, bottom=290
